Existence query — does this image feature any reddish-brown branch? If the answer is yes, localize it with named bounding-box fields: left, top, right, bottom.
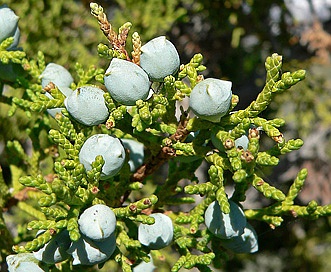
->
left=96, top=12, right=131, bottom=61
left=132, top=146, right=176, bottom=182
left=120, top=115, right=190, bottom=204
left=132, top=114, right=190, bottom=182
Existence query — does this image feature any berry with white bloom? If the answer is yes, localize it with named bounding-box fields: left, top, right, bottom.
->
left=234, top=134, right=249, bottom=150
left=0, top=5, right=19, bottom=46
left=121, top=138, right=144, bottom=172
left=78, top=204, right=116, bottom=241
left=140, top=36, right=180, bottom=82
left=104, top=58, right=150, bottom=105
left=64, top=86, right=109, bottom=126
left=7, top=27, right=20, bottom=50
left=6, top=253, right=48, bottom=272
left=189, top=78, right=232, bottom=122
left=138, top=213, right=174, bottom=249
left=204, top=200, right=247, bottom=239
left=67, top=233, right=116, bottom=265
left=33, top=230, right=71, bottom=264
left=79, top=134, right=125, bottom=179
left=40, top=63, right=74, bottom=88
left=220, top=223, right=259, bottom=253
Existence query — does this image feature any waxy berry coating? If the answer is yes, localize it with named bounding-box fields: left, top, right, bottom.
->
left=121, top=138, right=144, bottom=172
left=0, top=5, right=19, bottom=45
left=104, top=58, right=150, bottom=105
left=67, top=233, right=116, bottom=265
left=40, top=63, right=74, bottom=88
left=140, top=36, right=180, bottom=82
left=78, top=204, right=116, bottom=241
left=220, top=223, right=259, bottom=253
left=7, top=253, right=47, bottom=272
left=189, top=78, right=232, bottom=122
left=64, top=86, right=109, bottom=126
left=7, top=27, right=20, bottom=49
left=204, top=200, right=247, bottom=239
left=138, top=213, right=174, bottom=249
left=79, top=134, right=125, bottom=179
left=33, top=230, right=71, bottom=264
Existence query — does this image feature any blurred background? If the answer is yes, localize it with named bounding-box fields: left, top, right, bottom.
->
left=1, top=0, right=331, bottom=271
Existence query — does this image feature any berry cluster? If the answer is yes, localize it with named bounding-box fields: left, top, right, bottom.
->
left=2, top=2, right=330, bottom=272
left=68, top=204, right=117, bottom=265
left=8, top=204, right=117, bottom=269
left=1, top=5, right=273, bottom=271
left=205, top=201, right=258, bottom=253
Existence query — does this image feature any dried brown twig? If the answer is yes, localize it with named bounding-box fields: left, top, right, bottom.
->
left=90, top=2, right=131, bottom=61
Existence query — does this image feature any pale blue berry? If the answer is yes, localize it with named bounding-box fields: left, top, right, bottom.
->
left=234, top=135, right=249, bottom=150
left=45, top=86, right=72, bottom=117
left=0, top=5, right=19, bottom=45
left=121, top=138, right=144, bottom=172
left=6, top=253, right=48, bottom=272
left=79, top=134, right=125, bottom=179
left=33, top=230, right=71, bottom=264
left=211, top=130, right=249, bottom=151
left=204, top=200, right=247, bottom=239
left=40, top=63, right=74, bottom=88
left=7, top=27, right=20, bottom=50
left=64, top=86, right=109, bottom=126
left=138, top=213, right=174, bottom=249
left=140, top=36, right=180, bottom=82
left=220, top=223, right=259, bottom=253
left=104, top=58, right=150, bottom=105
left=189, top=78, right=232, bottom=122
left=67, top=233, right=116, bottom=265
left=133, top=254, right=156, bottom=272
left=78, top=204, right=116, bottom=241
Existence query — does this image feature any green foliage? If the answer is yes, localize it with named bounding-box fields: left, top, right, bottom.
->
left=274, top=61, right=331, bottom=138
left=1, top=1, right=331, bottom=271
left=111, top=0, right=192, bottom=41
left=1, top=0, right=105, bottom=69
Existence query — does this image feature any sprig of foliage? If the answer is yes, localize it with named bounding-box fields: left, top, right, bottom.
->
left=1, top=2, right=331, bottom=271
